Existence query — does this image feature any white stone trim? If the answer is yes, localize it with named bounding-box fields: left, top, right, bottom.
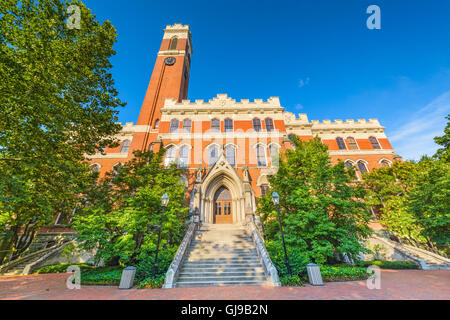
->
left=355, top=159, right=369, bottom=165
left=223, top=142, right=238, bottom=149
left=252, top=142, right=268, bottom=149
left=378, top=158, right=393, bottom=166
left=88, top=153, right=129, bottom=159
left=178, top=143, right=192, bottom=150
left=328, top=149, right=394, bottom=156
left=313, top=132, right=388, bottom=139
left=268, top=142, right=281, bottom=149
left=158, top=132, right=285, bottom=140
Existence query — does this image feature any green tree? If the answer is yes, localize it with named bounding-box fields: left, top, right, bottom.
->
left=434, top=114, right=450, bottom=162
left=258, top=136, right=372, bottom=265
left=408, top=159, right=450, bottom=247
left=363, top=156, right=449, bottom=250
left=362, top=160, right=424, bottom=243
left=72, top=149, right=189, bottom=267
left=0, top=0, right=124, bottom=263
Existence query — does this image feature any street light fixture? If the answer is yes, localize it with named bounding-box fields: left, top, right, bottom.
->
left=161, top=193, right=169, bottom=207
left=152, top=193, right=169, bottom=278
left=272, top=191, right=292, bottom=277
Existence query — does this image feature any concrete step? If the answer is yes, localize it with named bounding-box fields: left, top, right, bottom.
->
left=178, top=273, right=268, bottom=280
left=426, top=263, right=450, bottom=270
left=186, top=256, right=260, bottom=263
left=179, top=271, right=266, bottom=277
left=174, top=224, right=269, bottom=287
left=182, top=262, right=263, bottom=269
left=191, top=241, right=255, bottom=248
left=180, top=267, right=265, bottom=273
left=187, top=251, right=257, bottom=255
left=176, top=280, right=269, bottom=287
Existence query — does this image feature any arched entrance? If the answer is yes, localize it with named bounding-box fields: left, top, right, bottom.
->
left=213, top=186, right=233, bottom=224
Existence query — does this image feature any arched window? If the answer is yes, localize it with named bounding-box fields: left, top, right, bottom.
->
left=169, top=37, right=178, bottom=50
left=224, top=118, right=233, bottom=132
left=170, top=119, right=179, bottom=133
left=344, top=161, right=354, bottom=169
left=336, top=137, right=346, bottom=150
left=211, top=118, right=220, bottom=132
left=225, top=145, right=235, bottom=166
left=209, top=145, right=219, bottom=166
left=265, top=118, right=274, bottom=132
left=253, top=118, right=262, bottom=132
left=380, top=160, right=391, bottom=167
left=120, top=139, right=130, bottom=153
left=357, top=161, right=368, bottom=174
left=256, top=145, right=266, bottom=166
left=182, top=119, right=191, bottom=133
left=347, top=137, right=358, bottom=150
left=178, top=145, right=189, bottom=168
left=269, top=144, right=279, bottom=167
left=369, top=136, right=381, bottom=149
left=154, top=119, right=159, bottom=128
left=164, top=146, right=176, bottom=166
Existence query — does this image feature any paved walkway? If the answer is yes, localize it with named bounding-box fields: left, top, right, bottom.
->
left=0, top=270, right=448, bottom=300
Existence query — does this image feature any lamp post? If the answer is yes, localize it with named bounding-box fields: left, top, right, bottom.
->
left=272, top=191, right=292, bottom=277
left=152, top=193, right=169, bottom=278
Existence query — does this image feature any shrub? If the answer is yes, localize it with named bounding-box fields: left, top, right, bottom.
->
left=279, top=275, right=303, bottom=286
left=134, top=246, right=178, bottom=282
left=357, top=260, right=419, bottom=269
left=137, top=275, right=165, bottom=289
left=319, top=265, right=369, bottom=282
left=265, top=240, right=310, bottom=277
left=80, top=266, right=123, bottom=285
left=34, top=263, right=92, bottom=274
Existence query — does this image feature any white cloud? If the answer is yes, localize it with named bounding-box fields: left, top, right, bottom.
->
left=389, top=91, right=450, bottom=161
left=294, top=104, right=304, bottom=110
left=299, top=77, right=310, bottom=88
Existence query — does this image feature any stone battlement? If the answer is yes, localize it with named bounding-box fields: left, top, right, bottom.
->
left=164, top=94, right=281, bottom=109
left=310, top=118, right=381, bottom=126
left=165, top=23, right=190, bottom=31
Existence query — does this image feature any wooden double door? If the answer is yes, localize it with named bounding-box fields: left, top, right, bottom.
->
left=213, top=187, right=233, bottom=224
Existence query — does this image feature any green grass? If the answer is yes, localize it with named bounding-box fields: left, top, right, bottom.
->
left=319, top=265, right=370, bottom=282
left=357, top=260, right=419, bottom=269
left=34, top=263, right=93, bottom=274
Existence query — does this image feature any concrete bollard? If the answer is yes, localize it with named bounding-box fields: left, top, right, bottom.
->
left=119, top=266, right=136, bottom=289
left=306, top=263, right=323, bottom=286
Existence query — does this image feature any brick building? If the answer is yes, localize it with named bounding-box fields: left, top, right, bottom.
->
left=87, top=24, right=400, bottom=225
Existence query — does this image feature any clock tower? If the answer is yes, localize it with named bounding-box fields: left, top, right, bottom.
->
left=135, top=24, right=193, bottom=150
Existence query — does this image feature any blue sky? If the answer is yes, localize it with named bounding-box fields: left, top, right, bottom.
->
left=84, top=0, right=450, bottom=160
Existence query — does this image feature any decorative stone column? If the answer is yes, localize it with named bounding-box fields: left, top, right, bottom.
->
left=242, top=164, right=255, bottom=224
left=193, top=166, right=203, bottom=223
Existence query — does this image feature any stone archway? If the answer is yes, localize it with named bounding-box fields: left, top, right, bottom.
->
left=194, top=153, right=254, bottom=225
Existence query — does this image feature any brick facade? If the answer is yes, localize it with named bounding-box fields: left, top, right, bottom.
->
left=87, top=24, right=401, bottom=224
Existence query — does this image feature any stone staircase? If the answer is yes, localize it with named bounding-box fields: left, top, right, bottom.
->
left=371, top=234, right=450, bottom=270
left=398, top=243, right=450, bottom=270
left=175, top=224, right=271, bottom=287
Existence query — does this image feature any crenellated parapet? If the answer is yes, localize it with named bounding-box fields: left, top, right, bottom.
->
left=161, top=94, right=284, bottom=119
left=310, top=118, right=385, bottom=133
